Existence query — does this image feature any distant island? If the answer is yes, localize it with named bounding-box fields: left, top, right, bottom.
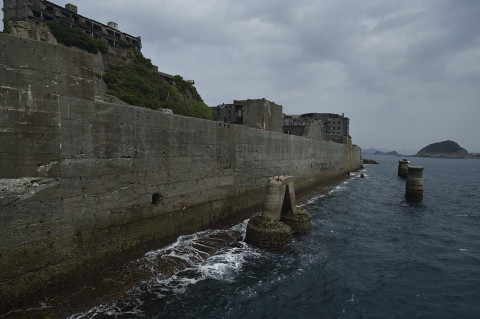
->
left=362, top=149, right=407, bottom=156
left=413, top=140, right=480, bottom=159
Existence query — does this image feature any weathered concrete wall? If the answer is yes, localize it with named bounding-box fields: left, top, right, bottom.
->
left=0, top=32, right=94, bottom=179
left=0, top=34, right=362, bottom=309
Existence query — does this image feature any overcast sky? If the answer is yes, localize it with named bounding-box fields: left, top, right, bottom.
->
left=51, top=0, right=479, bottom=152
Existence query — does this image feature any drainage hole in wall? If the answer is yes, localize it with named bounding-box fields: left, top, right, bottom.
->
left=152, top=193, right=162, bottom=205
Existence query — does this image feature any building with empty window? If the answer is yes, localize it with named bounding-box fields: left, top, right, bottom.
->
left=298, top=113, right=349, bottom=137
left=282, top=112, right=350, bottom=142
left=211, top=98, right=283, bottom=133
left=3, top=0, right=142, bottom=50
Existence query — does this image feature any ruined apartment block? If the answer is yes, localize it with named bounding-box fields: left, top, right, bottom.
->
left=3, top=0, right=142, bottom=50
left=283, top=113, right=350, bottom=139
left=211, top=99, right=283, bottom=133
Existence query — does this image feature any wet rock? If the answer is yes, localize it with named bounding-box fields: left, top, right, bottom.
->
left=363, top=159, right=379, bottom=164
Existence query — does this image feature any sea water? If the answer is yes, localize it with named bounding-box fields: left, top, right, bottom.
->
left=8, top=155, right=480, bottom=318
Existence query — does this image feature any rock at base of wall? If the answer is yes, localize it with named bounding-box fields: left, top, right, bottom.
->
left=363, top=159, right=379, bottom=164
left=245, top=216, right=292, bottom=250
left=280, top=207, right=312, bottom=234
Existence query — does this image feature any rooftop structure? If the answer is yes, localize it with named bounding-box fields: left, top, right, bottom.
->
left=3, top=0, right=142, bottom=50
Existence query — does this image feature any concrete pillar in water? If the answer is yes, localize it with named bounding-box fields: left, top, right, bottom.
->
left=398, top=159, right=411, bottom=178
left=245, top=176, right=311, bottom=249
left=406, top=165, right=424, bottom=200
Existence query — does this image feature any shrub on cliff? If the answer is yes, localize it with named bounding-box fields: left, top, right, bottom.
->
left=3, top=19, right=12, bottom=33
left=42, top=20, right=213, bottom=120
left=43, top=20, right=108, bottom=54
left=103, top=50, right=214, bottom=120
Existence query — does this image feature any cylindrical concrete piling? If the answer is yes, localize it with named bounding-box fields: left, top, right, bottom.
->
left=245, top=216, right=292, bottom=250
left=398, top=159, right=411, bottom=178
left=406, top=165, right=424, bottom=200
left=280, top=207, right=312, bottom=234
left=245, top=175, right=311, bottom=250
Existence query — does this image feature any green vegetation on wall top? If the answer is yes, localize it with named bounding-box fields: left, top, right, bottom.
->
left=43, top=20, right=109, bottom=54
left=103, top=50, right=214, bottom=120
left=3, top=19, right=12, bottom=33
left=41, top=20, right=214, bottom=120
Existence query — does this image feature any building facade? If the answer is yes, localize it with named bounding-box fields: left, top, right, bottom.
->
left=3, top=0, right=142, bottom=50
left=211, top=98, right=283, bottom=133
left=283, top=113, right=349, bottom=137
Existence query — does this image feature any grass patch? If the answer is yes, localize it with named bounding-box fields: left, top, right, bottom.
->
left=44, top=20, right=109, bottom=54
left=103, top=50, right=214, bottom=120
left=3, top=19, right=12, bottom=33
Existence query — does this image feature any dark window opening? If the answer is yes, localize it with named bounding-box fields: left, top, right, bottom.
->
left=61, top=11, right=70, bottom=19
left=32, top=10, right=42, bottom=19
left=85, top=21, right=92, bottom=28
left=93, top=24, right=102, bottom=31
left=152, top=193, right=162, bottom=205
left=72, top=15, right=79, bottom=23
left=114, top=32, right=121, bottom=38
left=107, top=38, right=115, bottom=46
left=107, top=29, right=114, bottom=36
left=43, top=14, right=54, bottom=22
left=132, top=39, right=139, bottom=46
left=46, top=6, right=54, bottom=12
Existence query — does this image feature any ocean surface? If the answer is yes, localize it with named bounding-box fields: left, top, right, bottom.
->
left=7, top=155, right=480, bottom=318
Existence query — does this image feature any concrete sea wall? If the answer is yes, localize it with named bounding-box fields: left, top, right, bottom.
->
left=0, top=34, right=362, bottom=308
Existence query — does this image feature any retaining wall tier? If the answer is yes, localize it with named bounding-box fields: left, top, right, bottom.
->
left=0, top=33, right=363, bottom=310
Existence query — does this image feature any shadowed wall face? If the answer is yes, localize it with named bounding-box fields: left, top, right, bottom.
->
left=0, top=33, right=362, bottom=309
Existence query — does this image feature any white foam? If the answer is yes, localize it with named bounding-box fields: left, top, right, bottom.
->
left=300, top=193, right=326, bottom=206
left=69, top=220, right=257, bottom=318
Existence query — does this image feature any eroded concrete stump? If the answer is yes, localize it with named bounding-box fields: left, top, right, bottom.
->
left=398, top=159, right=411, bottom=178
left=406, top=165, right=424, bottom=200
left=245, top=176, right=311, bottom=249
left=281, top=207, right=312, bottom=233
left=245, top=217, right=292, bottom=250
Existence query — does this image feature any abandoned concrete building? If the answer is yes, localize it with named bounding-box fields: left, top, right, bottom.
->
left=283, top=113, right=350, bottom=139
left=2, top=0, right=142, bottom=50
left=211, top=99, right=283, bottom=133
left=282, top=115, right=312, bottom=137
left=211, top=101, right=349, bottom=143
